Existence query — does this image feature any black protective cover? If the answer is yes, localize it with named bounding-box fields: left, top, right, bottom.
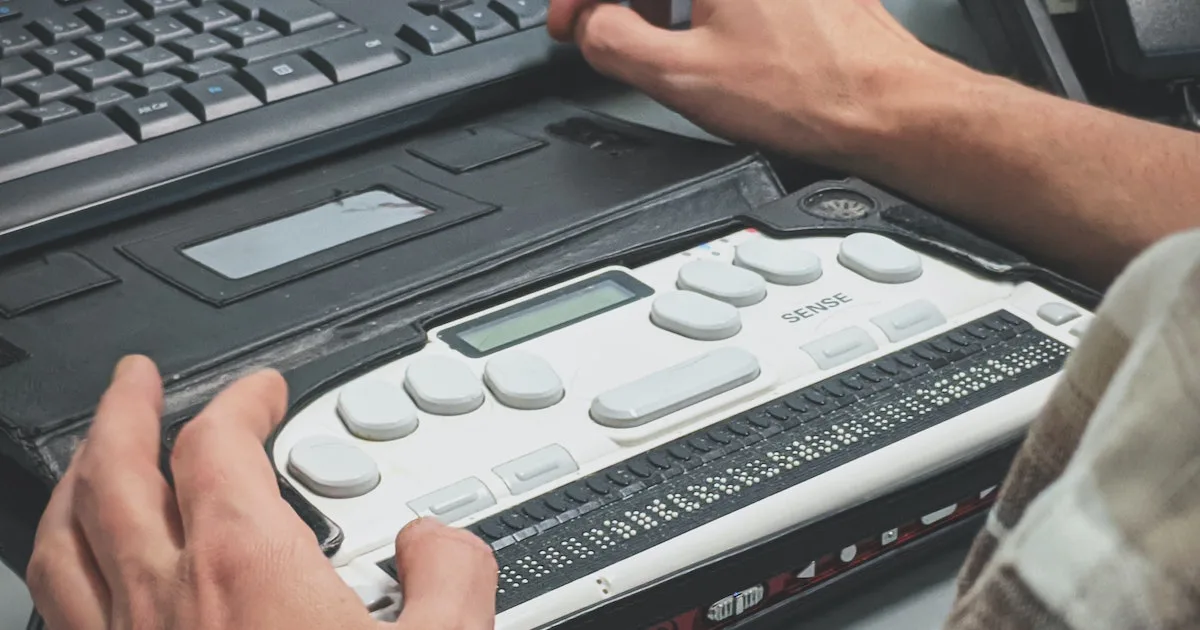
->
left=0, top=97, right=785, bottom=574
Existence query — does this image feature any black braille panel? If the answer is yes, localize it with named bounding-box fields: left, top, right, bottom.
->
left=378, top=311, right=1069, bottom=613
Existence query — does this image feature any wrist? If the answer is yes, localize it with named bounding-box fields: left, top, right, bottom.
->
left=818, top=49, right=1007, bottom=174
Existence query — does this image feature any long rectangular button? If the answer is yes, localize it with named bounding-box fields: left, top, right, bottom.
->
left=219, top=21, right=360, bottom=67
left=801, top=327, right=878, bottom=370
left=0, top=114, right=135, bottom=185
left=308, top=34, right=407, bottom=82
left=590, top=347, right=761, bottom=429
left=407, top=478, right=496, bottom=524
left=493, top=444, right=579, bottom=495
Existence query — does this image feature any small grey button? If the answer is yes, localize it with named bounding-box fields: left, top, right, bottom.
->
left=484, top=351, right=564, bottom=410
left=1070, top=320, right=1089, bottom=337
left=287, top=435, right=381, bottom=499
left=801, top=326, right=878, bottom=369
left=650, top=290, right=741, bottom=340
left=404, top=355, right=484, bottom=415
left=733, top=236, right=822, bottom=285
left=337, top=377, right=420, bottom=441
left=493, top=444, right=579, bottom=495
left=871, top=299, right=946, bottom=342
left=1037, top=302, right=1080, bottom=325
left=837, top=233, right=922, bottom=283
left=407, top=477, right=496, bottom=524
left=591, top=346, right=761, bottom=428
left=676, top=260, right=767, bottom=307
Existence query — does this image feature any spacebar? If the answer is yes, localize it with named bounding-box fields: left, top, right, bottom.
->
left=0, top=116, right=137, bottom=185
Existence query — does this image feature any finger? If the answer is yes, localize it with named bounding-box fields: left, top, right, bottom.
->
left=170, top=369, right=293, bottom=537
left=392, top=518, right=498, bottom=630
left=547, top=0, right=597, bottom=41
left=71, top=356, right=183, bottom=590
left=572, top=2, right=696, bottom=87
left=27, top=453, right=111, bottom=630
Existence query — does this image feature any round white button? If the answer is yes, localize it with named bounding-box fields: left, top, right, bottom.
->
left=287, top=435, right=380, bottom=499
left=837, top=233, right=923, bottom=283
left=650, top=290, right=741, bottom=340
left=404, top=355, right=484, bottom=415
left=733, top=236, right=822, bottom=285
left=336, top=377, right=420, bottom=441
left=676, top=260, right=767, bottom=307
left=484, top=351, right=564, bottom=410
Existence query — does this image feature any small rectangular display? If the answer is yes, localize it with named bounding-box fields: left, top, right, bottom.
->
left=445, top=272, right=653, bottom=356
left=182, top=189, right=434, bottom=280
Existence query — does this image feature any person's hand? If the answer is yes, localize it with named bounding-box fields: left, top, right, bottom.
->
left=26, top=355, right=498, bottom=630
left=547, top=0, right=974, bottom=165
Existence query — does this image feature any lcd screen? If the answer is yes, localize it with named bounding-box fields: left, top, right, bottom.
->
left=454, top=278, right=638, bottom=354
left=182, top=189, right=434, bottom=279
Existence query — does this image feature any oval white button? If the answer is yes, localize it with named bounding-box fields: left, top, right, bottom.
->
left=404, top=355, right=484, bottom=415
left=733, top=236, right=822, bottom=285
left=837, top=233, right=923, bottom=283
left=650, top=290, right=741, bottom=340
left=287, top=435, right=380, bottom=499
left=337, top=377, right=420, bottom=441
left=676, top=260, right=767, bottom=307
left=484, top=351, right=564, bottom=410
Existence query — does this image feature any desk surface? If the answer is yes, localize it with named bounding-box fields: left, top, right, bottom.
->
left=0, top=1, right=991, bottom=627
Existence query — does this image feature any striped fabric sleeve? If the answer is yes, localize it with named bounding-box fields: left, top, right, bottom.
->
left=943, top=229, right=1200, bottom=630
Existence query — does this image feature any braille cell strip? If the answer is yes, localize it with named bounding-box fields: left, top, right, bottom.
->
left=376, top=311, right=1069, bottom=613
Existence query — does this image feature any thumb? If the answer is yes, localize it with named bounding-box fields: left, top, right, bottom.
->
left=392, top=518, right=498, bottom=629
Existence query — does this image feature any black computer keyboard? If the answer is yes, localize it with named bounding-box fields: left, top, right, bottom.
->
left=0, top=0, right=574, bottom=255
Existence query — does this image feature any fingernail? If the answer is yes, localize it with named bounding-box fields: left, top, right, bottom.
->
left=113, top=354, right=144, bottom=380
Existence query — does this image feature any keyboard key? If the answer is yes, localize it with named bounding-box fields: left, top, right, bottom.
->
left=398, top=16, right=469, bottom=55
left=178, top=5, right=241, bottom=32
left=308, top=34, right=407, bottom=82
left=28, top=43, right=94, bottom=73
left=218, top=20, right=278, bottom=47
left=12, top=74, right=80, bottom=104
left=28, top=15, right=92, bottom=44
left=120, top=70, right=181, bottom=95
left=13, top=101, right=80, bottom=126
left=0, top=114, right=22, bottom=135
left=109, top=92, right=199, bottom=140
left=79, top=0, right=142, bottom=30
left=171, top=56, right=232, bottom=80
left=409, top=0, right=472, bottom=16
left=253, top=0, right=337, bottom=34
left=79, top=30, right=144, bottom=58
left=64, top=59, right=133, bottom=90
left=167, top=32, right=231, bottom=61
left=119, top=46, right=181, bottom=75
left=0, top=3, right=20, bottom=23
left=218, top=20, right=359, bottom=67
left=128, top=0, right=190, bottom=16
left=444, top=5, right=514, bottom=42
left=0, top=87, right=23, bottom=112
left=69, top=85, right=133, bottom=111
left=176, top=74, right=260, bottom=120
left=0, top=25, right=39, bottom=55
left=488, top=0, right=547, bottom=29
left=130, top=17, right=193, bottom=45
left=0, top=57, right=41, bottom=87
left=0, top=113, right=134, bottom=184
left=238, top=53, right=330, bottom=102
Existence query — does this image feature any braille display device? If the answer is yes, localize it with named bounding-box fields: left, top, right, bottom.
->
left=0, top=101, right=1102, bottom=630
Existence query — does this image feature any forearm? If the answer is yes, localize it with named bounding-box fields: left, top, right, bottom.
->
left=842, top=61, right=1200, bottom=288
